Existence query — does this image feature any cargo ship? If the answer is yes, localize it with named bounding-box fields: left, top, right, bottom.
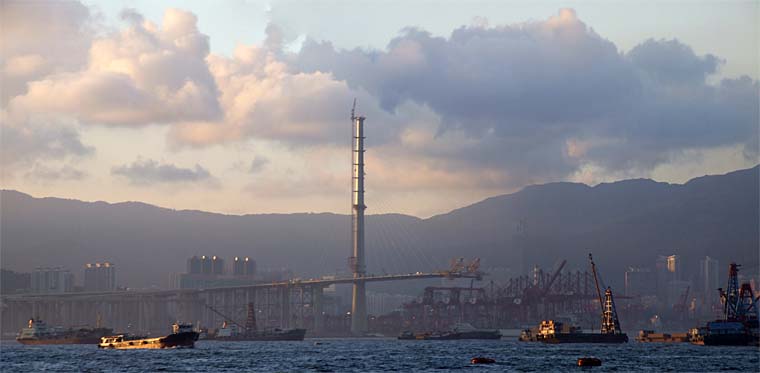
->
left=635, top=330, right=689, bottom=343
left=690, top=263, right=759, bottom=346
left=16, top=318, right=113, bottom=345
left=99, top=322, right=198, bottom=349
left=206, top=303, right=306, bottom=341
left=519, top=254, right=628, bottom=344
left=398, top=323, right=501, bottom=340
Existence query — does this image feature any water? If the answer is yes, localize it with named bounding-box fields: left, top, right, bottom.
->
left=1, top=339, right=759, bottom=372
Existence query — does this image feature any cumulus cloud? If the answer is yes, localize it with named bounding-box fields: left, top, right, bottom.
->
left=6, top=7, right=221, bottom=126
left=249, top=156, right=269, bottom=173
left=111, top=159, right=213, bottom=185
left=3, top=4, right=757, bottom=197
left=291, top=9, right=758, bottom=185
left=1, top=0, right=93, bottom=103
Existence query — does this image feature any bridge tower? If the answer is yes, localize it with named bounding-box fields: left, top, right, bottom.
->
left=349, top=100, right=368, bottom=334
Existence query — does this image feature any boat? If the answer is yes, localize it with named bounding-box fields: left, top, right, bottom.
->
left=690, top=320, right=756, bottom=346
left=636, top=330, right=689, bottom=343
left=398, top=323, right=501, bottom=340
left=519, top=254, right=628, bottom=344
left=690, top=263, right=759, bottom=346
left=98, top=322, right=198, bottom=349
left=206, top=303, right=306, bottom=341
left=535, top=319, right=628, bottom=344
left=16, top=318, right=113, bottom=345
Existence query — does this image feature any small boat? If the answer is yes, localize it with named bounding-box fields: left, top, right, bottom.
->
left=99, top=322, right=198, bottom=349
left=471, top=357, right=496, bottom=364
left=577, top=357, right=602, bottom=367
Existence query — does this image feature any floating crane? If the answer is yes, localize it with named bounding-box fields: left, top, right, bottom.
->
left=589, top=253, right=623, bottom=335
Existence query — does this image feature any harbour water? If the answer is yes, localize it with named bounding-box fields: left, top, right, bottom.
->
left=1, top=339, right=759, bottom=372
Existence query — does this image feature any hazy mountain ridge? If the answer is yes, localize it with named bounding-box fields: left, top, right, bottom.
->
left=2, top=166, right=757, bottom=289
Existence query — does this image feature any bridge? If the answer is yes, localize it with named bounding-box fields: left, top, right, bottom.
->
left=0, top=105, right=487, bottom=337
left=0, top=270, right=483, bottom=337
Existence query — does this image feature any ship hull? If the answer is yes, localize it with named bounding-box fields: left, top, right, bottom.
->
left=541, top=333, right=628, bottom=344
left=701, top=334, right=753, bottom=346
left=17, top=336, right=102, bottom=345
left=211, top=328, right=306, bottom=341
left=399, top=331, right=501, bottom=340
left=99, top=331, right=199, bottom=349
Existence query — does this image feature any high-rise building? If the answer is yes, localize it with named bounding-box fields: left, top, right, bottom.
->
left=699, top=256, right=719, bottom=303
left=31, top=267, right=74, bottom=293
left=200, top=256, right=212, bottom=274
left=84, top=262, right=116, bottom=292
left=667, top=255, right=681, bottom=280
left=232, top=257, right=256, bottom=277
left=212, top=256, right=224, bottom=275
left=187, top=256, right=201, bottom=274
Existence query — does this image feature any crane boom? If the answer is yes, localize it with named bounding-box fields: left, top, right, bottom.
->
left=204, top=304, right=245, bottom=329
left=589, top=253, right=604, bottom=312
left=540, top=259, right=567, bottom=297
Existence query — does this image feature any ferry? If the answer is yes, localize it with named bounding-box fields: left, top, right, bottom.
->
left=17, top=318, right=112, bottom=345
left=99, top=323, right=198, bottom=349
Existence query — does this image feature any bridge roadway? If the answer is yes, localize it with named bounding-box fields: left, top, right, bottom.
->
left=0, top=271, right=483, bottom=336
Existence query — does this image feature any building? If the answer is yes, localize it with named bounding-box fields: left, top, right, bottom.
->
left=84, top=262, right=116, bottom=292
left=31, top=267, right=74, bottom=293
left=698, top=256, right=719, bottom=304
left=173, top=255, right=259, bottom=289
left=211, top=256, right=224, bottom=275
left=666, top=255, right=681, bottom=280
left=200, top=256, right=213, bottom=274
left=233, top=257, right=256, bottom=277
left=624, top=267, right=656, bottom=296
left=187, top=256, right=202, bottom=274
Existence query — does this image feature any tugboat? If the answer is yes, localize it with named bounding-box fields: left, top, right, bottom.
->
left=206, top=303, right=306, bottom=341
left=99, top=322, right=198, bottom=349
left=17, top=318, right=113, bottom=345
left=398, top=323, right=501, bottom=340
left=691, top=263, right=759, bottom=346
left=520, top=254, right=628, bottom=344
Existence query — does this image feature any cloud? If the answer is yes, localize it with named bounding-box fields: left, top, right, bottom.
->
left=2, top=5, right=757, bottom=197
left=0, top=111, right=95, bottom=179
left=6, top=7, right=221, bottom=126
left=0, top=0, right=93, bottom=103
left=249, top=156, right=269, bottom=173
left=111, top=159, right=213, bottom=185
left=290, top=9, right=758, bottom=186
left=25, top=164, right=87, bottom=182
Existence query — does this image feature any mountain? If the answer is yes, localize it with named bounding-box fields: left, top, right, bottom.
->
left=1, top=166, right=757, bottom=289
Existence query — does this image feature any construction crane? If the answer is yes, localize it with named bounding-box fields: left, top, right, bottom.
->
left=589, top=253, right=623, bottom=334
left=204, top=304, right=245, bottom=329
left=540, top=259, right=567, bottom=297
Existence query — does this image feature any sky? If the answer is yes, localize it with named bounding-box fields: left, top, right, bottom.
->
left=1, top=0, right=758, bottom=218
